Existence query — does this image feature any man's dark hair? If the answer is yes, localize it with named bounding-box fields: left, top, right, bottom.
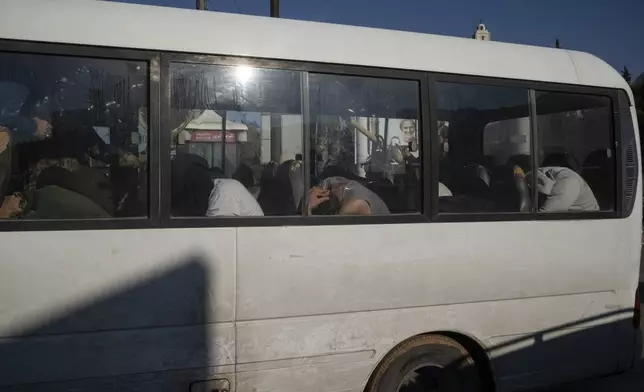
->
left=232, top=163, right=254, bottom=189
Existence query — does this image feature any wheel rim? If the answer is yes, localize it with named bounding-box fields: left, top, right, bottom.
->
left=397, top=363, right=461, bottom=392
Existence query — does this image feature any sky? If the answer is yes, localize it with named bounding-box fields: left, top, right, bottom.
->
left=114, top=0, right=644, bottom=79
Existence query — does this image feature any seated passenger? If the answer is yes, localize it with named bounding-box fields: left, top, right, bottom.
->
left=0, top=127, right=10, bottom=201
left=0, top=115, right=52, bottom=144
left=233, top=163, right=259, bottom=198
left=171, top=152, right=213, bottom=216
left=0, top=118, right=52, bottom=202
left=0, top=194, right=22, bottom=219
left=207, top=178, right=263, bottom=217
left=308, top=176, right=390, bottom=215
left=529, top=166, right=599, bottom=212
left=36, top=166, right=114, bottom=215
left=257, top=160, right=301, bottom=216
left=24, top=186, right=110, bottom=219
left=232, top=163, right=255, bottom=190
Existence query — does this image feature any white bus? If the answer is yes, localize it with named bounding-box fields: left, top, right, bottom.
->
left=0, top=1, right=640, bottom=392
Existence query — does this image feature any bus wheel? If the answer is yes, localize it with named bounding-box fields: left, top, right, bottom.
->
left=365, top=334, right=483, bottom=392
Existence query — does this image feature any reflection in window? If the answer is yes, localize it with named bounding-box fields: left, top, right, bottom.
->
left=169, top=63, right=304, bottom=217
left=0, top=52, right=148, bottom=220
left=436, top=82, right=531, bottom=213
left=535, top=92, right=614, bottom=212
left=308, top=74, right=421, bottom=215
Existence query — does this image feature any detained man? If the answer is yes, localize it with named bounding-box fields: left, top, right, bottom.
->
left=531, top=166, right=599, bottom=212
left=207, top=178, right=264, bottom=217
left=307, top=176, right=390, bottom=216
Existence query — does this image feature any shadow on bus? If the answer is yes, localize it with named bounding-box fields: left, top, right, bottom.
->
left=399, top=302, right=642, bottom=392
left=480, top=308, right=643, bottom=392
left=0, top=264, right=641, bottom=392
left=0, top=254, right=220, bottom=391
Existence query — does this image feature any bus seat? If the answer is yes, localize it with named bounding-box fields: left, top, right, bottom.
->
left=289, top=160, right=304, bottom=211
left=489, top=164, right=532, bottom=213
left=512, top=165, right=532, bottom=213
left=506, top=154, right=532, bottom=172
left=259, top=160, right=298, bottom=216
left=170, top=152, right=213, bottom=217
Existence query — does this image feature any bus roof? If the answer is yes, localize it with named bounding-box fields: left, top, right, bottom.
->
left=0, top=0, right=632, bottom=100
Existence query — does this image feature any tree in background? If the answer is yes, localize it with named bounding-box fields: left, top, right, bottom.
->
left=631, top=72, right=643, bottom=154
left=635, top=83, right=642, bottom=133
left=622, top=66, right=632, bottom=83
left=555, top=38, right=561, bottom=49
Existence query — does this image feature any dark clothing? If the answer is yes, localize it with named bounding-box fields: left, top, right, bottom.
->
left=36, top=166, right=114, bottom=215
left=438, top=194, right=499, bottom=213
left=0, top=116, right=38, bottom=145
left=171, top=153, right=214, bottom=217
left=26, top=185, right=110, bottom=219
left=232, top=163, right=254, bottom=189
left=258, top=160, right=299, bottom=216
left=0, top=145, right=11, bottom=203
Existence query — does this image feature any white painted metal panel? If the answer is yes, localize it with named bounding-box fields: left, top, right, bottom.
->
left=235, top=219, right=635, bottom=389
left=568, top=50, right=634, bottom=101
left=0, top=228, right=237, bottom=386
left=0, top=1, right=624, bottom=90
left=236, top=360, right=373, bottom=392
left=0, top=323, right=234, bottom=387
left=235, top=292, right=625, bottom=391
left=236, top=221, right=623, bottom=320
left=0, top=228, right=236, bottom=335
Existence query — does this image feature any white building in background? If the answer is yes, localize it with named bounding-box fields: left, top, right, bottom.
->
left=474, top=23, right=491, bottom=41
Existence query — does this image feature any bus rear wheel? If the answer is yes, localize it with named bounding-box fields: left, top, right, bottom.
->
left=365, top=334, right=483, bottom=392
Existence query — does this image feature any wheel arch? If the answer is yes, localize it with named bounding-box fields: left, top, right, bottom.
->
left=363, top=330, right=497, bottom=392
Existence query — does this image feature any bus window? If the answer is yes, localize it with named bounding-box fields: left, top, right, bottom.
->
left=436, top=82, right=531, bottom=213
left=308, top=74, right=421, bottom=215
left=534, top=92, right=614, bottom=212
left=0, top=52, right=148, bottom=220
left=169, top=64, right=303, bottom=217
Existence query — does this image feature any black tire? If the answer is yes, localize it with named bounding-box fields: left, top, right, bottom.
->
left=365, top=334, right=483, bottom=392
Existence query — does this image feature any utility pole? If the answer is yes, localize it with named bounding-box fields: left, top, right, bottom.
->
left=270, top=0, right=279, bottom=17
left=196, top=0, right=207, bottom=10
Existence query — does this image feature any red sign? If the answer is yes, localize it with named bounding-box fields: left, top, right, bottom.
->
left=191, top=131, right=237, bottom=143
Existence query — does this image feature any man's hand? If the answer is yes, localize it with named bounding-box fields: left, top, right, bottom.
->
left=0, top=128, right=9, bottom=154
left=119, top=152, right=142, bottom=167
left=33, top=117, right=52, bottom=140
left=0, top=195, right=23, bottom=219
left=307, top=186, right=329, bottom=214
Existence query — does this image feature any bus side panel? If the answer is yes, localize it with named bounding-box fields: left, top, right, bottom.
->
left=614, top=106, right=643, bottom=372
left=236, top=220, right=632, bottom=391
left=0, top=228, right=236, bottom=389
left=235, top=292, right=618, bottom=392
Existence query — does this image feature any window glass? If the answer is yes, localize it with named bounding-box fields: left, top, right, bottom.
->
left=170, top=63, right=303, bottom=217
left=0, top=52, right=148, bottom=220
left=436, top=82, right=532, bottom=213
left=308, top=74, right=421, bottom=215
left=535, top=91, right=614, bottom=212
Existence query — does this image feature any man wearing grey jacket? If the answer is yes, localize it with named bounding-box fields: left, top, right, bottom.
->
left=532, top=166, right=599, bottom=212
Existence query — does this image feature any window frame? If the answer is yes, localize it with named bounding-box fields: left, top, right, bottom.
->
left=160, top=52, right=431, bottom=228
left=0, top=39, right=628, bottom=231
left=0, top=39, right=161, bottom=232
left=429, top=72, right=622, bottom=222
